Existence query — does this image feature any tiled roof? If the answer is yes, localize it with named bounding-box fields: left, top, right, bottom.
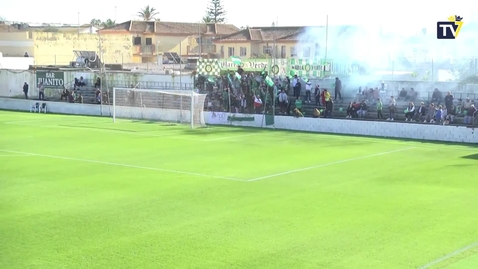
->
left=0, top=24, right=19, bottom=32
left=99, top=20, right=240, bottom=35
left=214, top=26, right=363, bottom=42
left=215, top=26, right=312, bottom=42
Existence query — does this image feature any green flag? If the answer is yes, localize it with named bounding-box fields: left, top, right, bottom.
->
left=235, top=72, right=241, bottom=79
left=265, top=76, right=274, bottom=87
left=207, top=77, right=215, bottom=83
left=230, top=56, right=242, bottom=65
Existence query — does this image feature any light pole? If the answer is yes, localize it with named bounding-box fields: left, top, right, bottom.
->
left=77, top=12, right=80, bottom=36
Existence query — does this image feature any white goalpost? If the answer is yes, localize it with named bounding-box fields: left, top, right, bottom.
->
left=112, top=87, right=208, bottom=128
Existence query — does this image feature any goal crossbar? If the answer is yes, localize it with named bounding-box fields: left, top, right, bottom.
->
left=112, top=87, right=207, bottom=128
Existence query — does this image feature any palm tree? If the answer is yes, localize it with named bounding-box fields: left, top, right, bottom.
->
left=138, top=5, right=159, bottom=21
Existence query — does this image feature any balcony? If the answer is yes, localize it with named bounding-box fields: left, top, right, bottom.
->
left=133, top=45, right=156, bottom=55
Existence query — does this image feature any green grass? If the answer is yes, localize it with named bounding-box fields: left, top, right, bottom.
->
left=1, top=110, right=477, bottom=269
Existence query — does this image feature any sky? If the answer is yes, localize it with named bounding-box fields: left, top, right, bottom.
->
left=0, top=0, right=477, bottom=34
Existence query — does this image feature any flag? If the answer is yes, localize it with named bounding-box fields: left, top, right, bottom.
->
left=230, top=56, right=242, bottom=65
left=265, top=76, right=274, bottom=87
left=207, top=77, right=215, bottom=83
left=235, top=72, right=241, bottom=79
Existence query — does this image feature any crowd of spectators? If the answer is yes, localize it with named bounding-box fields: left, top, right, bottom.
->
left=199, top=74, right=477, bottom=126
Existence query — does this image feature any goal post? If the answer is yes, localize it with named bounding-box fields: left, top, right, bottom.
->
left=112, top=87, right=207, bottom=128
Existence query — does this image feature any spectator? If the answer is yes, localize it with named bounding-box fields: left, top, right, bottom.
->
left=346, top=102, right=354, bottom=118
left=441, top=106, right=448, bottom=124
left=240, top=94, right=247, bottom=113
left=447, top=105, right=456, bottom=123
left=463, top=97, right=472, bottom=111
left=295, top=97, right=303, bottom=113
left=387, top=96, right=396, bottom=121
left=314, top=85, right=321, bottom=105
left=305, top=79, right=312, bottom=103
left=405, top=102, right=415, bottom=121
left=414, top=102, right=426, bottom=122
left=324, top=98, right=334, bottom=118
left=22, top=82, right=28, bottom=99
left=444, top=91, right=454, bottom=111
left=409, top=88, right=418, bottom=102
left=424, top=103, right=436, bottom=123
left=464, top=104, right=477, bottom=125
left=95, top=77, right=101, bottom=89
left=431, top=88, right=442, bottom=104
left=253, top=94, right=262, bottom=114
left=377, top=98, right=383, bottom=119
left=61, top=87, right=70, bottom=101
left=456, top=99, right=463, bottom=114
left=399, top=88, right=408, bottom=101
left=434, top=105, right=443, bottom=124
left=278, top=90, right=288, bottom=114
left=38, top=82, right=45, bottom=100
left=293, top=75, right=301, bottom=98
left=78, top=76, right=86, bottom=87
left=334, top=77, right=342, bottom=101
left=321, top=89, right=327, bottom=107
left=357, top=100, right=368, bottom=117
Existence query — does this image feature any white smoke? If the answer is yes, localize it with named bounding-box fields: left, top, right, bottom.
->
left=296, top=15, right=478, bottom=75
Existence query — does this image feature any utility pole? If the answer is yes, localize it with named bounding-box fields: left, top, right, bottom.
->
left=115, top=6, right=117, bottom=22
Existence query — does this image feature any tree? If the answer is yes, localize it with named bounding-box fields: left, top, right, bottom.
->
left=101, top=19, right=115, bottom=28
left=205, top=0, right=226, bottom=23
left=138, top=5, right=159, bottom=21
left=202, top=16, right=212, bottom=23
left=0, top=16, right=5, bottom=22
left=90, top=19, right=102, bottom=27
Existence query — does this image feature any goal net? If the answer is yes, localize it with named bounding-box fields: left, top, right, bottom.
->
left=112, top=88, right=207, bottom=128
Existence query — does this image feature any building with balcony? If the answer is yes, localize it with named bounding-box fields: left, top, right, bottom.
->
left=98, top=20, right=240, bottom=63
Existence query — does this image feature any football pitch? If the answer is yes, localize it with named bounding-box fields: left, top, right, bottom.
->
left=1, top=110, right=477, bottom=269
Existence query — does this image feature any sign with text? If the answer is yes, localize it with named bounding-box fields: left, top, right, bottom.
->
left=36, top=71, right=65, bottom=88
left=218, top=59, right=269, bottom=72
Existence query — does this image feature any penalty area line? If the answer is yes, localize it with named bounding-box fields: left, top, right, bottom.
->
left=0, top=150, right=245, bottom=182
left=247, top=147, right=415, bottom=182
left=417, top=241, right=478, bottom=269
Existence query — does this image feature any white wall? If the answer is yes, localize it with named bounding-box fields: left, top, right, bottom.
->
left=0, top=57, right=34, bottom=70
left=0, top=70, right=195, bottom=97
left=1, top=98, right=477, bottom=144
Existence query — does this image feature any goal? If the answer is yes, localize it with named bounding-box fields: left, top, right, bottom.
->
left=112, top=87, right=207, bottom=128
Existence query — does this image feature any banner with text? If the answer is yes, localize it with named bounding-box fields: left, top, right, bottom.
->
left=212, top=58, right=360, bottom=78
left=36, top=71, right=65, bottom=88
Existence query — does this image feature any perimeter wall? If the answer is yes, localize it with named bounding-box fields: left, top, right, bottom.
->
left=1, top=98, right=476, bottom=144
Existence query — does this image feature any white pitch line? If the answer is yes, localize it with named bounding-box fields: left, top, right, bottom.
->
left=3, top=122, right=204, bottom=141
left=0, top=150, right=244, bottom=182
left=0, top=155, right=31, bottom=157
left=247, top=147, right=415, bottom=182
left=204, top=133, right=259, bottom=141
left=417, top=241, right=478, bottom=269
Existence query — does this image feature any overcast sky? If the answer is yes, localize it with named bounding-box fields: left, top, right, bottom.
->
left=1, top=0, right=476, bottom=33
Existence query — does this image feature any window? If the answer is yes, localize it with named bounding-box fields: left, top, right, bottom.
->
left=303, top=47, right=311, bottom=57
left=145, top=38, right=152, bottom=45
left=263, top=46, right=272, bottom=55
left=228, top=47, right=234, bottom=57
left=290, top=47, right=297, bottom=57
left=240, top=47, right=247, bottom=56
left=314, top=43, right=320, bottom=57
left=281, top=46, right=286, bottom=58
left=133, top=37, right=141, bottom=45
